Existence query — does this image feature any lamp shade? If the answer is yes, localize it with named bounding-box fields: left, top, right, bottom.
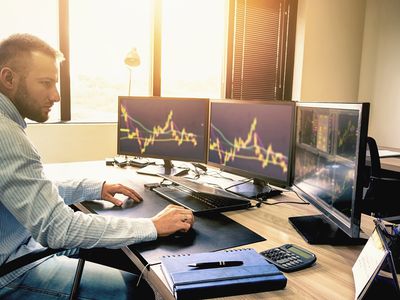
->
left=124, top=47, right=141, bottom=68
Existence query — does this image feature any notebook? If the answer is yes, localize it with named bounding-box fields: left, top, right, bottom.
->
left=161, top=248, right=287, bottom=300
left=153, top=174, right=251, bottom=214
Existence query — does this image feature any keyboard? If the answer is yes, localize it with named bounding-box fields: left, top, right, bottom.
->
left=152, top=184, right=251, bottom=214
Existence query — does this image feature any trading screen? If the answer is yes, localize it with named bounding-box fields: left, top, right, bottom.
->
left=294, top=107, right=360, bottom=217
left=208, top=101, right=295, bottom=183
left=118, top=97, right=208, bottom=162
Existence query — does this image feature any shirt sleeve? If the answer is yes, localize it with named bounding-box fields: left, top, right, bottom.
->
left=0, top=125, right=158, bottom=249
left=53, top=178, right=103, bottom=205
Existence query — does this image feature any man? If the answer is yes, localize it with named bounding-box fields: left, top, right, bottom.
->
left=0, top=33, right=194, bottom=299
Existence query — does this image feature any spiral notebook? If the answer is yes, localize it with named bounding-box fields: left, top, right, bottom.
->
left=161, top=248, right=287, bottom=300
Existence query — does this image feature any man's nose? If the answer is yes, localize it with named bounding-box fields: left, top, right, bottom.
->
left=50, top=87, right=61, bottom=103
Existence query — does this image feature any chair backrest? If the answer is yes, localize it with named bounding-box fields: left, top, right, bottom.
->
left=367, top=136, right=381, bottom=178
left=363, top=137, right=400, bottom=217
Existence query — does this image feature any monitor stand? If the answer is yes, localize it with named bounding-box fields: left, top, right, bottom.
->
left=226, top=178, right=282, bottom=199
left=136, top=159, right=182, bottom=176
left=288, top=215, right=368, bottom=245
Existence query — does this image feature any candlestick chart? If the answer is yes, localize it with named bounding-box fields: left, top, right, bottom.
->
left=118, top=98, right=208, bottom=162
left=209, top=117, right=289, bottom=174
left=207, top=100, right=295, bottom=185
left=120, top=105, right=199, bottom=154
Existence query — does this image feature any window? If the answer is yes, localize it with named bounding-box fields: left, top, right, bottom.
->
left=161, top=0, right=228, bottom=98
left=0, top=0, right=60, bottom=122
left=68, top=0, right=153, bottom=122
left=68, top=0, right=228, bottom=122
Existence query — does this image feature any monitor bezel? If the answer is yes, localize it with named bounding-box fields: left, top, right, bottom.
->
left=117, top=96, right=210, bottom=164
left=207, top=99, right=297, bottom=188
left=292, top=101, right=370, bottom=238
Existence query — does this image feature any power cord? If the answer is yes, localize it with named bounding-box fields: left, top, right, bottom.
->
left=224, top=177, right=254, bottom=191
left=257, top=189, right=309, bottom=206
left=136, top=262, right=161, bottom=287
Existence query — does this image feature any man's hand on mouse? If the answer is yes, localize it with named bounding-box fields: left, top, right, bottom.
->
left=151, top=204, right=195, bottom=237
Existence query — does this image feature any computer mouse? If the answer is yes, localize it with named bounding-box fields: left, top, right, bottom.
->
left=171, top=227, right=196, bottom=240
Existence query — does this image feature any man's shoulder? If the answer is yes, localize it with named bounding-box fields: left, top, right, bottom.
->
left=0, top=114, right=24, bottom=133
left=0, top=114, right=28, bottom=147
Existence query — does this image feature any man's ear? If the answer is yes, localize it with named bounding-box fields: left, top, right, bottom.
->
left=0, top=67, right=16, bottom=89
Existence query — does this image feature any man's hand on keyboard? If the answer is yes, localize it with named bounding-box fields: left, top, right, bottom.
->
left=151, top=204, right=194, bottom=237
left=101, top=182, right=143, bottom=206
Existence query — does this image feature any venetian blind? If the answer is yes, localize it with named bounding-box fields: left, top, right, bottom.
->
left=228, top=0, right=296, bottom=100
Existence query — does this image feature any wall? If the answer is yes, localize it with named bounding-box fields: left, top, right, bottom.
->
left=295, top=0, right=400, bottom=148
left=358, top=0, right=400, bottom=148
left=26, top=123, right=117, bottom=163
left=294, top=0, right=366, bottom=101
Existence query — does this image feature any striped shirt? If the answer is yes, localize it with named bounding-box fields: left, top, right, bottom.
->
left=0, top=93, right=157, bottom=288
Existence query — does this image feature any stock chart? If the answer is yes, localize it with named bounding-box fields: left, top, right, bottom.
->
left=120, top=106, right=198, bottom=154
left=208, top=102, right=294, bottom=182
left=118, top=98, right=207, bottom=161
left=209, top=117, right=288, bottom=173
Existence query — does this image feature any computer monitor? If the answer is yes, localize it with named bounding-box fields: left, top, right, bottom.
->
left=207, top=99, right=296, bottom=198
left=289, top=102, right=370, bottom=245
left=117, top=96, right=209, bottom=175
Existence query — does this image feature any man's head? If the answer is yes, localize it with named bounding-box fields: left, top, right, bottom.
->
left=0, top=34, right=64, bottom=122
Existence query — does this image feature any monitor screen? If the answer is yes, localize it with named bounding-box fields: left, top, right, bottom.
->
left=117, top=96, right=209, bottom=174
left=290, top=102, right=370, bottom=245
left=208, top=99, right=296, bottom=197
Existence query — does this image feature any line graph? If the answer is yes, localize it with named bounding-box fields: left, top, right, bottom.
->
left=337, top=115, right=357, bottom=154
left=120, top=105, right=199, bottom=154
left=209, top=118, right=289, bottom=173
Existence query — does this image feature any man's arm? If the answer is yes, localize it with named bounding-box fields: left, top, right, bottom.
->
left=0, top=127, right=157, bottom=249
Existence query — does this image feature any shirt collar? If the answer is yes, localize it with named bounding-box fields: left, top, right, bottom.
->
left=0, top=92, right=27, bottom=129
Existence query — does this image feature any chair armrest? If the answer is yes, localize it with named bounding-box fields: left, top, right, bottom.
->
left=370, top=176, right=400, bottom=183
left=0, top=248, right=65, bottom=277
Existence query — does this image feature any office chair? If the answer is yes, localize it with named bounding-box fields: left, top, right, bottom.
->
left=0, top=247, right=85, bottom=300
left=363, top=136, right=400, bottom=220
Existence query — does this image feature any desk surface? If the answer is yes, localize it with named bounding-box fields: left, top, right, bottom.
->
left=44, top=161, right=397, bottom=300
left=381, top=156, right=400, bottom=173
left=379, top=146, right=400, bottom=173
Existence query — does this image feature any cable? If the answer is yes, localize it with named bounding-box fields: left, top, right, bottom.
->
left=249, top=200, right=263, bottom=208
left=203, top=170, right=236, bottom=181
left=262, top=199, right=309, bottom=206
left=257, top=189, right=309, bottom=206
left=136, top=262, right=161, bottom=287
left=224, top=177, right=254, bottom=192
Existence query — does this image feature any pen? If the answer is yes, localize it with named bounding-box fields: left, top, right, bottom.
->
left=188, top=261, right=243, bottom=268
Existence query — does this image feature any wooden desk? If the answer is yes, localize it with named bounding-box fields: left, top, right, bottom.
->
left=44, top=161, right=395, bottom=300
left=381, top=156, right=400, bottom=173
left=378, top=146, right=400, bottom=173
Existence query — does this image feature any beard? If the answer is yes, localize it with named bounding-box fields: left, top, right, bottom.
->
left=13, top=79, right=49, bottom=123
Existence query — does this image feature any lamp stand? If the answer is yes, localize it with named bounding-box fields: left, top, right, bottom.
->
left=128, top=68, right=132, bottom=96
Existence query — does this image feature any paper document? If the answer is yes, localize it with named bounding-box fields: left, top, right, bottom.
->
left=352, top=229, right=387, bottom=299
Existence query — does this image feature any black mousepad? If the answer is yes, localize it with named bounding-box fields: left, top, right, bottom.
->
left=83, top=185, right=265, bottom=264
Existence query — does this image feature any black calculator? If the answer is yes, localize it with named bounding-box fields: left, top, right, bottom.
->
left=260, top=244, right=317, bottom=272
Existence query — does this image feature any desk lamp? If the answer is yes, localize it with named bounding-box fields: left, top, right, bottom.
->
left=124, top=47, right=141, bottom=95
